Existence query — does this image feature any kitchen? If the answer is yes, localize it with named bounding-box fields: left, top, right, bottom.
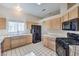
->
left=0, top=3, right=79, bottom=56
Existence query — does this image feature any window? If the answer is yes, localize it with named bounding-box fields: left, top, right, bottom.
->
left=8, top=21, right=25, bottom=35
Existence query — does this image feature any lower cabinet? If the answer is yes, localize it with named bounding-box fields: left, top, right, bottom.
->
left=43, top=37, right=56, bottom=51
left=2, top=37, right=11, bottom=52
left=42, top=37, right=49, bottom=47
left=48, top=39, right=56, bottom=51
left=2, top=35, right=32, bottom=52
left=26, top=35, right=32, bottom=44
left=11, top=37, right=20, bottom=49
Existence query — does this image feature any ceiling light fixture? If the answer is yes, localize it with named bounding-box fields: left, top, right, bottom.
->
left=15, top=4, right=22, bottom=12
left=37, top=3, right=41, bottom=5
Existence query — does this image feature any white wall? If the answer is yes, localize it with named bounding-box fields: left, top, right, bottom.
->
left=60, top=3, right=67, bottom=14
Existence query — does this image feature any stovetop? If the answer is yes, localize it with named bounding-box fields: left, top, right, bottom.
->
left=56, top=38, right=79, bottom=45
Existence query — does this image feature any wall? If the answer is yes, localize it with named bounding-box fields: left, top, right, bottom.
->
left=60, top=3, right=68, bottom=14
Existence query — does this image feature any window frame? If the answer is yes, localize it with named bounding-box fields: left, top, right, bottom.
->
left=7, top=21, right=26, bottom=35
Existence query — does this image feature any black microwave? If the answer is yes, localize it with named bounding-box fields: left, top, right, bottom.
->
left=62, top=19, right=77, bottom=31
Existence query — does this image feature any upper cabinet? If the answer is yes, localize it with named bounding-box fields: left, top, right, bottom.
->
left=41, top=5, right=79, bottom=31
left=42, top=20, right=51, bottom=30
left=63, top=12, right=69, bottom=22
left=51, top=17, right=61, bottom=30
left=60, top=16, right=64, bottom=29
left=55, top=17, right=61, bottom=30
left=0, top=18, right=6, bottom=29
left=69, top=6, right=79, bottom=20
left=42, top=17, right=61, bottom=30
left=26, top=21, right=38, bottom=30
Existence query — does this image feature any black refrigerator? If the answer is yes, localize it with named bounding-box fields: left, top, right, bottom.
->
left=31, top=25, right=41, bottom=43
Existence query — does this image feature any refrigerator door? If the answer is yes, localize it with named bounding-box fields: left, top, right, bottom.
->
left=31, top=25, right=41, bottom=43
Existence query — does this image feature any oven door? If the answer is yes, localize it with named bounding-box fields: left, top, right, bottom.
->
left=56, top=41, right=69, bottom=56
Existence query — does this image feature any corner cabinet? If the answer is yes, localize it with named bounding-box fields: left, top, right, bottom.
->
left=0, top=18, right=6, bottom=29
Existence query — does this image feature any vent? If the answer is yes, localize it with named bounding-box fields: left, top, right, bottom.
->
left=42, top=9, right=46, bottom=11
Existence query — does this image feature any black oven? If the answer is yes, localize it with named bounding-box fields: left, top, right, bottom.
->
left=56, top=38, right=69, bottom=56
left=56, top=33, right=79, bottom=56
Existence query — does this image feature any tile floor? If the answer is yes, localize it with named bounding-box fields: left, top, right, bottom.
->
left=2, top=42, right=57, bottom=56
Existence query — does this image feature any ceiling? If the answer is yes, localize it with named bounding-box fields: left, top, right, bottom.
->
left=1, top=3, right=62, bottom=18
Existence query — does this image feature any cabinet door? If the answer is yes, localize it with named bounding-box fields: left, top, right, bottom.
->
left=11, top=37, right=20, bottom=48
left=44, top=20, right=51, bottom=30
left=2, top=38, right=11, bottom=52
left=26, top=35, right=32, bottom=44
left=48, top=39, right=56, bottom=51
left=52, top=18, right=61, bottom=30
left=69, top=7, right=78, bottom=20
left=63, top=13, right=69, bottom=22
left=51, top=19, right=55, bottom=29
left=42, top=37, right=48, bottom=47
left=60, top=16, right=64, bottom=29
left=0, top=18, right=6, bottom=29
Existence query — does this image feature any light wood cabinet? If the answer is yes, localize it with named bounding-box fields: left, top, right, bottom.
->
left=63, top=12, right=69, bottom=22
left=51, top=19, right=56, bottom=30
left=11, top=35, right=32, bottom=49
left=26, top=35, right=32, bottom=44
left=42, top=17, right=61, bottom=30
left=42, top=37, right=49, bottom=47
left=60, top=16, right=64, bottom=29
left=2, top=37, right=11, bottom=52
left=51, top=17, right=61, bottom=30
left=11, top=37, right=20, bottom=48
left=48, top=39, right=55, bottom=51
left=42, top=36, right=56, bottom=51
left=43, top=20, right=51, bottom=30
left=2, top=35, right=32, bottom=52
left=0, top=18, right=6, bottom=29
left=69, top=6, right=79, bottom=20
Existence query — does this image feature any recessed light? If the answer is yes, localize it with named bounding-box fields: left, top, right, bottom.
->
left=15, top=4, right=22, bottom=12
left=37, top=3, right=41, bottom=5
